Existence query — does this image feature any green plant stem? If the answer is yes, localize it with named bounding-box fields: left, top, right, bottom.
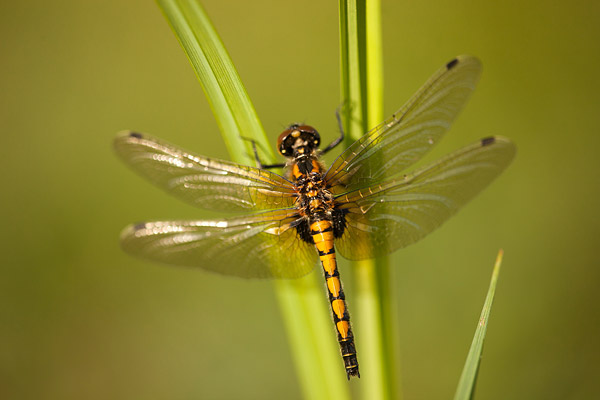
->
left=157, top=0, right=348, bottom=398
left=275, top=277, right=350, bottom=400
left=357, top=257, right=400, bottom=400
left=340, top=0, right=398, bottom=399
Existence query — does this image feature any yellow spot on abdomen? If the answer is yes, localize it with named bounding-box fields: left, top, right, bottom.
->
left=331, top=299, right=345, bottom=319
left=313, top=231, right=334, bottom=244
left=336, top=320, right=350, bottom=339
left=315, top=239, right=333, bottom=253
left=320, top=254, right=337, bottom=275
left=327, top=276, right=341, bottom=297
left=310, top=220, right=331, bottom=231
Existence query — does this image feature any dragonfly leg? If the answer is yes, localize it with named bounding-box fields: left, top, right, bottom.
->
left=241, top=136, right=286, bottom=169
left=321, top=104, right=347, bottom=154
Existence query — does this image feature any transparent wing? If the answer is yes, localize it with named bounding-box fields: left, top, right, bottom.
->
left=333, top=137, right=516, bottom=260
left=325, top=56, right=482, bottom=193
left=114, top=131, right=296, bottom=212
left=120, top=208, right=318, bottom=279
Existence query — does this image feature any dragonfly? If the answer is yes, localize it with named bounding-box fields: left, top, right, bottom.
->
left=114, top=55, right=515, bottom=379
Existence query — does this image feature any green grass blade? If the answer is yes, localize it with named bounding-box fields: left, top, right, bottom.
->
left=277, top=276, right=350, bottom=400
left=339, top=0, right=365, bottom=142
left=340, top=1, right=398, bottom=399
left=156, top=0, right=268, bottom=162
left=454, top=250, right=505, bottom=400
left=157, top=1, right=348, bottom=398
left=365, top=0, right=383, bottom=128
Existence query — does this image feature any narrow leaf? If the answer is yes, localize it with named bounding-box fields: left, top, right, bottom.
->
left=454, top=249, right=504, bottom=400
left=157, top=0, right=268, bottom=163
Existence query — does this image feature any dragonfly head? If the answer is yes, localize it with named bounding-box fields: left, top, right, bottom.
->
left=277, top=124, right=321, bottom=158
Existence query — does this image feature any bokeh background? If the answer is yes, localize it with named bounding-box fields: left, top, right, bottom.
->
left=1, top=0, right=599, bottom=399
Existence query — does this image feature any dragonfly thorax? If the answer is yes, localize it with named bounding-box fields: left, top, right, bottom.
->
left=294, top=169, right=334, bottom=215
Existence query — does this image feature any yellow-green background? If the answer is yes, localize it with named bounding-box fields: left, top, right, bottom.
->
left=1, top=0, right=598, bottom=399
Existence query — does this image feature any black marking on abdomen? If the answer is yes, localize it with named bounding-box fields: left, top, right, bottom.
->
left=311, top=225, right=333, bottom=235
left=129, top=132, right=143, bottom=139
left=317, top=247, right=335, bottom=256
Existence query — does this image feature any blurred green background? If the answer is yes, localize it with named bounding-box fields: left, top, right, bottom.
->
left=1, top=0, right=599, bottom=399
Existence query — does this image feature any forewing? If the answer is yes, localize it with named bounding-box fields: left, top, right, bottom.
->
left=334, top=137, right=516, bottom=260
left=325, top=56, right=482, bottom=193
left=114, top=131, right=296, bottom=212
left=120, top=209, right=318, bottom=279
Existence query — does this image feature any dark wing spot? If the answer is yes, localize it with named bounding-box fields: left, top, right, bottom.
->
left=446, top=58, right=459, bottom=70
left=129, top=132, right=143, bottom=139
left=481, top=136, right=496, bottom=146
left=133, top=222, right=147, bottom=231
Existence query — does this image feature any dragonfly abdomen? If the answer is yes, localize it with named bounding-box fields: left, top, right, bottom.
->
left=310, top=218, right=360, bottom=379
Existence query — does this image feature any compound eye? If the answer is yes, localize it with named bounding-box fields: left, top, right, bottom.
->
left=277, top=127, right=295, bottom=156
left=296, top=125, right=320, bottom=147
left=296, top=125, right=316, bottom=135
